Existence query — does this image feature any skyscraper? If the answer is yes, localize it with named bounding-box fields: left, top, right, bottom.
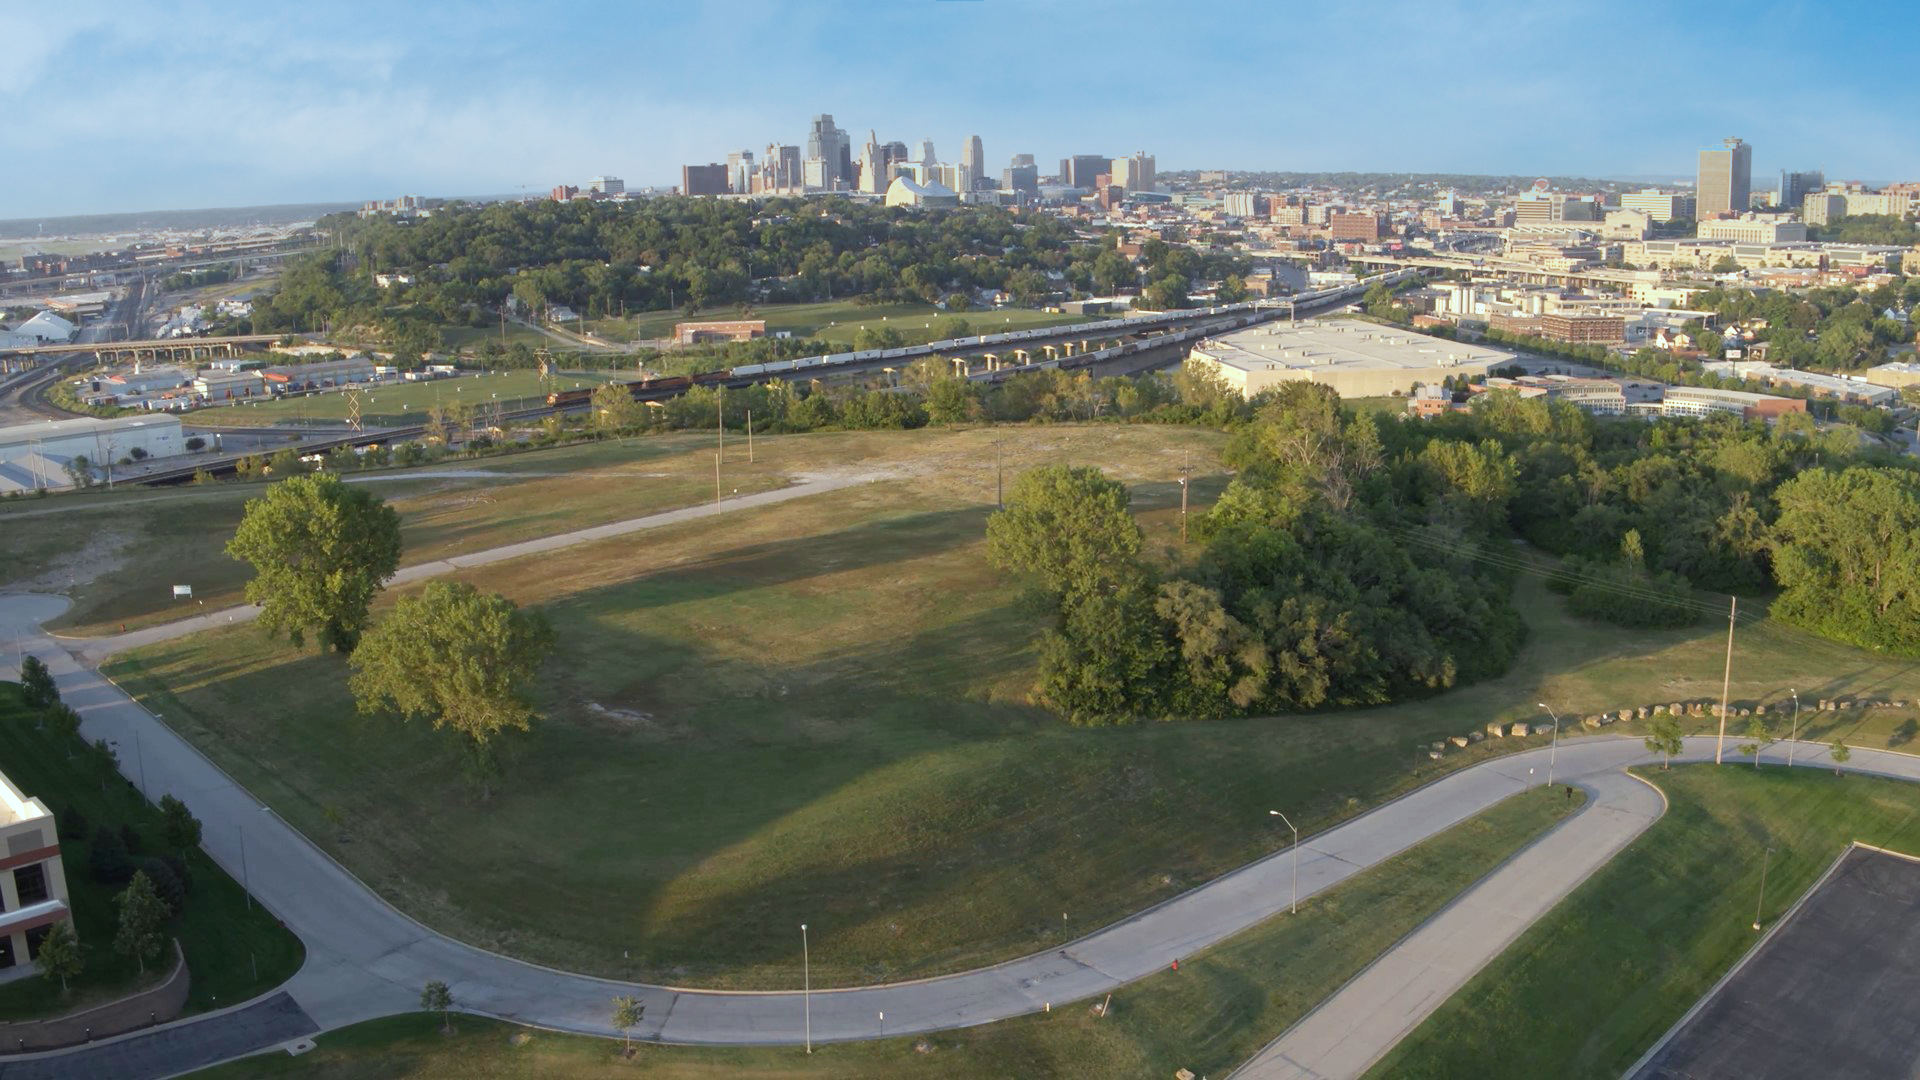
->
left=1779, top=169, right=1824, bottom=211
left=919, top=139, right=938, bottom=169
left=1112, top=151, right=1155, bottom=193
left=1010, top=153, right=1036, bottom=170
left=1066, top=155, right=1109, bottom=190
left=805, top=114, right=848, bottom=189
left=858, top=131, right=886, bottom=194
left=725, top=150, right=755, bottom=195
left=960, top=135, right=985, bottom=192
left=760, top=144, right=801, bottom=192
left=1696, top=138, right=1752, bottom=217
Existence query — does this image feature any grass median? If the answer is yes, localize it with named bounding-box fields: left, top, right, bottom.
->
left=186, top=786, right=1582, bottom=1079
left=1369, top=764, right=1920, bottom=1079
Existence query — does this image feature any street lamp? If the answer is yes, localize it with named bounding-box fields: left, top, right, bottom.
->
left=1752, top=846, right=1774, bottom=930
left=1269, top=810, right=1298, bottom=915
left=800, top=923, right=811, bottom=1054
left=1786, top=689, right=1800, bottom=767
left=1538, top=703, right=1561, bottom=788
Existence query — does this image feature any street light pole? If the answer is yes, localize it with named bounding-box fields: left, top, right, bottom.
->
left=800, top=923, right=811, bottom=1054
left=1787, top=690, right=1800, bottom=767
left=1269, top=810, right=1298, bottom=915
left=1538, top=703, right=1561, bottom=788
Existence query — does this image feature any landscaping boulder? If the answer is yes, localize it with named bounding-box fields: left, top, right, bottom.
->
left=1510, top=722, right=1530, bottom=737
left=1637, top=706, right=1651, bottom=720
left=1468, top=731, right=1485, bottom=743
left=1450, top=736, right=1470, bottom=749
left=1654, top=704, right=1668, bottom=715
left=1583, top=715, right=1603, bottom=729
left=1618, top=709, right=1635, bottom=723
left=1428, top=750, right=1442, bottom=760
left=1487, top=722, right=1506, bottom=738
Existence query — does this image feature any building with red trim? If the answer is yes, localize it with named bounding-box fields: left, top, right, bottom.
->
left=1, top=771, right=73, bottom=974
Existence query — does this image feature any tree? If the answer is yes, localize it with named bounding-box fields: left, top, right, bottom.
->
left=45, top=704, right=82, bottom=747
left=159, top=795, right=202, bottom=854
left=19, top=655, right=58, bottom=708
left=1643, top=715, right=1683, bottom=769
left=114, top=870, right=168, bottom=974
left=348, top=581, right=556, bottom=751
left=421, top=979, right=454, bottom=1032
left=226, top=474, right=404, bottom=652
left=35, top=920, right=84, bottom=993
left=590, top=381, right=641, bottom=434
left=64, top=455, right=95, bottom=489
left=985, top=466, right=1143, bottom=600
left=1741, top=713, right=1773, bottom=767
left=1771, top=468, right=1920, bottom=655
left=612, top=995, right=645, bottom=1054
left=1831, top=737, right=1851, bottom=776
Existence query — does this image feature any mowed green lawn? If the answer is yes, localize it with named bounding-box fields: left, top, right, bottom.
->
left=191, top=368, right=626, bottom=426
left=1371, top=765, right=1920, bottom=1079
left=594, top=300, right=1093, bottom=347
left=101, top=421, right=1920, bottom=989
left=189, top=789, right=1581, bottom=1080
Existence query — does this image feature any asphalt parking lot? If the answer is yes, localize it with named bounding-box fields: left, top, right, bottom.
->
left=1634, top=845, right=1920, bottom=1079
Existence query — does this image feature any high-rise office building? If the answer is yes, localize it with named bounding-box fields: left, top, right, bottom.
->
left=960, top=135, right=985, bottom=192
left=682, top=163, right=730, bottom=197
left=805, top=114, right=848, bottom=189
left=725, top=151, right=755, bottom=195
left=587, top=175, right=624, bottom=195
left=882, top=141, right=909, bottom=170
left=1619, top=188, right=1696, bottom=222
left=1010, top=153, right=1036, bottom=170
left=1002, top=164, right=1039, bottom=196
left=757, top=144, right=802, bottom=192
left=1779, top=169, right=1824, bottom=212
left=1065, top=154, right=1109, bottom=190
left=857, top=131, right=886, bottom=195
left=918, top=139, right=938, bottom=169
left=1696, top=138, right=1752, bottom=217
left=1112, top=151, right=1156, bottom=192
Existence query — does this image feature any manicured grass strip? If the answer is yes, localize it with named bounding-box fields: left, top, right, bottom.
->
left=187, top=787, right=1580, bottom=1079
left=1368, top=765, right=1920, bottom=1079
left=0, top=684, right=303, bottom=1021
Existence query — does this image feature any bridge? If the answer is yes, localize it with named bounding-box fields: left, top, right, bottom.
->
left=0, top=334, right=283, bottom=363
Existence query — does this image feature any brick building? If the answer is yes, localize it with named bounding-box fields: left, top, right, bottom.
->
left=1, top=770, right=73, bottom=974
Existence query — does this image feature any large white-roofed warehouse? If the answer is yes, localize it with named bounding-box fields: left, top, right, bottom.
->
left=0, top=414, right=184, bottom=492
left=1185, top=319, right=1519, bottom=399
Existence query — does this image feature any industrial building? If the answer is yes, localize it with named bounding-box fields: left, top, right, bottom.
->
left=1186, top=320, right=1516, bottom=399
left=673, top=320, right=767, bottom=346
left=0, top=414, right=186, bottom=492
left=0, top=767, right=74, bottom=974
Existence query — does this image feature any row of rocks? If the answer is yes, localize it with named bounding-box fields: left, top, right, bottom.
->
left=1422, top=696, right=1914, bottom=761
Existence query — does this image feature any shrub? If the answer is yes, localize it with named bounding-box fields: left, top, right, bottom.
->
left=139, top=857, right=187, bottom=917
left=89, top=825, right=133, bottom=886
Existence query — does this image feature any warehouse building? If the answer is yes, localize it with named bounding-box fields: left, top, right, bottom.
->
left=0, top=414, right=185, bottom=492
left=1185, top=319, right=1516, bottom=399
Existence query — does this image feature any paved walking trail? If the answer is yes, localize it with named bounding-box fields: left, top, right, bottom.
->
left=5, top=481, right=1920, bottom=1076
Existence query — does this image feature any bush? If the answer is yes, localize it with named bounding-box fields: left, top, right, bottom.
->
left=120, top=823, right=144, bottom=856
left=139, top=857, right=188, bottom=917
left=89, top=825, right=133, bottom=886
left=185, top=436, right=206, bottom=451
left=59, top=806, right=89, bottom=841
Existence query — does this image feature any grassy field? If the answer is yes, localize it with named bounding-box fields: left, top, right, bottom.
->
left=0, top=431, right=811, bottom=634
left=589, top=300, right=1093, bottom=348
left=0, top=685, right=303, bottom=1021
left=188, top=788, right=1581, bottom=1079
left=188, top=368, right=626, bottom=426
left=96, top=422, right=1920, bottom=989
left=1370, top=765, right=1920, bottom=1079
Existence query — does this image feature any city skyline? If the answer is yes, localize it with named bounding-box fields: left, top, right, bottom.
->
left=4, top=0, right=1919, bottom=218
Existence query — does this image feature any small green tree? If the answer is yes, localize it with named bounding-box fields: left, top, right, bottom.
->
left=226, top=474, right=404, bottom=652
left=113, top=871, right=168, bottom=974
left=45, top=704, right=82, bottom=749
left=1643, top=715, right=1684, bottom=769
left=35, top=920, right=84, bottom=993
left=348, top=582, right=556, bottom=779
left=590, top=381, right=641, bottom=434
left=1831, top=738, right=1852, bottom=776
left=20, top=655, right=59, bottom=708
left=159, top=795, right=202, bottom=854
left=611, top=995, right=645, bottom=1054
left=985, top=465, right=1144, bottom=600
left=421, top=979, right=454, bottom=1032
left=1741, top=713, right=1774, bottom=767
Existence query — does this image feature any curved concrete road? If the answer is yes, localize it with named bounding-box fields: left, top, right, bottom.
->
left=6, top=593, right=1920, bottom=1074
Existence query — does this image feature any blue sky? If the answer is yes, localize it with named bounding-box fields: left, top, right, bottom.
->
left=4, top=0, right=1916, bottom=218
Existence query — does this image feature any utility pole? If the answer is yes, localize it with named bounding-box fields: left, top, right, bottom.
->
left=747, top=408, right=754, bottom=463
left=995, top=440, right=1004, bottom=509
left=1715, top=596, right=1738, bottom=764
left=717, top=386, right=724, bottom=461
left=715, top=453, right=722, bottom=509
left=1179, top=449, right=1191, bottom=544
